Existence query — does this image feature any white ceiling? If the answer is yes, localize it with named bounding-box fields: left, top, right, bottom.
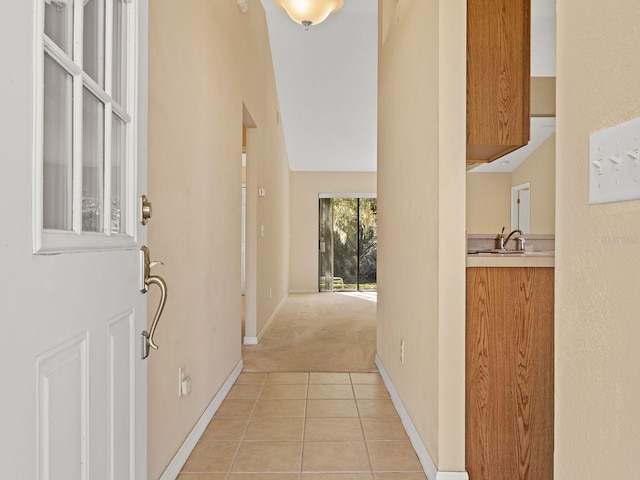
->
left=531, top=0, right=557, bottom=77
left=261, top=0, right=378, bottom=172
left=261, top=0, right=556, bottom=173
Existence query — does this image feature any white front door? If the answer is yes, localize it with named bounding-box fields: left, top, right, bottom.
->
left=0, top=1, right=149, bottom=479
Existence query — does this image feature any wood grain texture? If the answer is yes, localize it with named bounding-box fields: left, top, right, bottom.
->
left=466, top=267, right=553, bottom=480
left=467, top=0, right=531, bottom=162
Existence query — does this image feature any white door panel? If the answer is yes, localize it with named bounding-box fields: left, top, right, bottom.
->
left=37, top=334, right=88, bottom=480
left=108, top=310, right=136, bottom=479
left=0, top=1, right=149, bottom=478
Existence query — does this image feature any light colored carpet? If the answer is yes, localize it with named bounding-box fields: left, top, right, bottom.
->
left=242, top=292, right=377, bottom=372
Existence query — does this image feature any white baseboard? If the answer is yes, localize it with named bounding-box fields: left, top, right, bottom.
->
left=243, top=336, right=258, bottom=345
left=375, top=356, right=469, bottom=480
left=256, top=295, right=288, bottom=343
left=436, top=473, right=469, bottom=480
left=288, top=289, right=317, bottom=293
left=158, top=360, right=244, bottom=480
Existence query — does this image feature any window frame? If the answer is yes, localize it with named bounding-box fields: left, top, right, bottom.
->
left=33, top=0, right=139, bottom=254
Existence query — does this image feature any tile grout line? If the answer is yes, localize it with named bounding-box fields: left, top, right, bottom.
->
left=181, top=371, right=424, bottom=480
left=300, top=372, right=310, bottom=480
left=225, top=373, right=268, bottom=479
left=351, top=372, right=376, bottom=478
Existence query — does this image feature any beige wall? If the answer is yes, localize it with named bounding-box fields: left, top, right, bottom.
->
left=512, top=133, right=556, bottom=234
left=530, top=77, right=556, bottom=117
left=555, top=1, right=640, bottom=478
left=466, top=173, right=511, bottom=233
left=289, top=171, right=377, bottom=292
left=147, top=2, right=289, bottom=478
left=466, top=133, right=556, bottom=235
left=378, top=0, right=466, bottom=471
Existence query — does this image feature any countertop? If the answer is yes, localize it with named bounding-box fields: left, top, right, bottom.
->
left=466, top=251, right=555, bottom=268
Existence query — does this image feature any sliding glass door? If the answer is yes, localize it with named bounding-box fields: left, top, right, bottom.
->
left=358, top=198, right=377, bottom=289
left=319, top=198, right=335, bottom=291
left=318, top=196, right=377, bottom=292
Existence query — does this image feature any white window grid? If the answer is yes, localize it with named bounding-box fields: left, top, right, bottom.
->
left=34, top=0, right=139, bottom=253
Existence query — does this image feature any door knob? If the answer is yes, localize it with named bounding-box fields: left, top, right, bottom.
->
left=140, top=195, right=153, bottom=225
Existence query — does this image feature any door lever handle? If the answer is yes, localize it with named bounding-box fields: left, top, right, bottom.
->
left=140, top=246, right=168, bottom=359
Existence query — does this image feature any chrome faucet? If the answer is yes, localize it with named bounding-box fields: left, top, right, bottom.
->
left=503, top=229, right=525, bottom=251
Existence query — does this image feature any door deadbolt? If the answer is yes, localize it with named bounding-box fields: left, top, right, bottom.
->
left=140, top=195, right=152, bottom=225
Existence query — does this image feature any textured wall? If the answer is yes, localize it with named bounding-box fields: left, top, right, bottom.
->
left=289, top=171, right=377, bottom=292
left=555, top=0, right=640, bottom=478
left=467, top=133, right=557, bottom=235
left=466, top=173, right=512, bottom=234
left=377, top=0, right=466, bottom=470
left=148, top=1, right=289, bottom=477
left=512, top=133, right=556, bottom=234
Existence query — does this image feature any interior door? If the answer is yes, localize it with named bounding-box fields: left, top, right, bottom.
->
left=0, top=1, right=149, bottom=479
left=511, top=183, right=531, bottom=234
left=518, top=188, right=531, bottom=233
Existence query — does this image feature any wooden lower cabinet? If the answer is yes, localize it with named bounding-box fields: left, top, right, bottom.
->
left=466, top=267, right=554, bottom=480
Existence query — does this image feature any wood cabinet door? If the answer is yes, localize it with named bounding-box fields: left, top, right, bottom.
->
left=466, top=267, right=554, bottom=480
left=467, top=0, right=531, bottom=163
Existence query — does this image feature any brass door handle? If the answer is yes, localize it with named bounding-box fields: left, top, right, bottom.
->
left=140, top=246, right=168, bottom=359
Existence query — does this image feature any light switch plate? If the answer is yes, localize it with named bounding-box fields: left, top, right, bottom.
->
left=589, top=116, right=640, bottom=204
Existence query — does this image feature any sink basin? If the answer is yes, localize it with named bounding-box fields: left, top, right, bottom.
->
left=467, top=248, right=525, bottom=255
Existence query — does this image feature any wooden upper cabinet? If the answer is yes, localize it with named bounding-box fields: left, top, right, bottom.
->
left=467, top=0, right=531, bottom=164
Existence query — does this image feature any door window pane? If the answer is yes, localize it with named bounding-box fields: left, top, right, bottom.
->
left=83, top=0, right=105, bottom=87
left=82, top=89, right=105, bottom=233
left=43, top=53, right=73, bottom=231
left=45, top=0, right=74, bottom=56
left=111, top=115, right=126, bottom=234
left=39, top=0, right=135, bottom=250
left=319, top=198, right=334, bottom=291
left=112, top=0, right=128, bottom=106
left=332, top=198, right=359, bottom=291
left=358, top=198, right=378, bottom=290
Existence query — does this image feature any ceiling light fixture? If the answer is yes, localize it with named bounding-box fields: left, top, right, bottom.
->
left=274, top=0, right=344, bottom=30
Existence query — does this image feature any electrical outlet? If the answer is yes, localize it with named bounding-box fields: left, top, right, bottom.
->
left=178, top=366, right=186, bottom=397
left=400, top=340, right=405, bottom=364
left=181, top=376, right=192, bottom=397
left=178, top=366, right=192, bottom=397
left=269, top=288, right=272, bottom=299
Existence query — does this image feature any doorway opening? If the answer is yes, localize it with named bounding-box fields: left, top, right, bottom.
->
left=511, top=182, right=531, bottom=234
left=242, top=106, right=257, bottom=344
left=318, top=195, right=377, bottom=292
left=241, top=127, right=247, bottom=297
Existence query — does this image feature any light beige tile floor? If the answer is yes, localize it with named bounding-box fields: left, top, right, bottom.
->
left=178, top=372, right=427, bottom=480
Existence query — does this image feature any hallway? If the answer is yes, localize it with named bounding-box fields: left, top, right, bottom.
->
left=177, top=294, right=426, bottom=479
left=177, top=372, right=426, bottom=479
left=242, top=293, right=378, bottom=372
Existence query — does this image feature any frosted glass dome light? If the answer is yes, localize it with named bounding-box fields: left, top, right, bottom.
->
left=274, top=0, right=344, bottom=30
